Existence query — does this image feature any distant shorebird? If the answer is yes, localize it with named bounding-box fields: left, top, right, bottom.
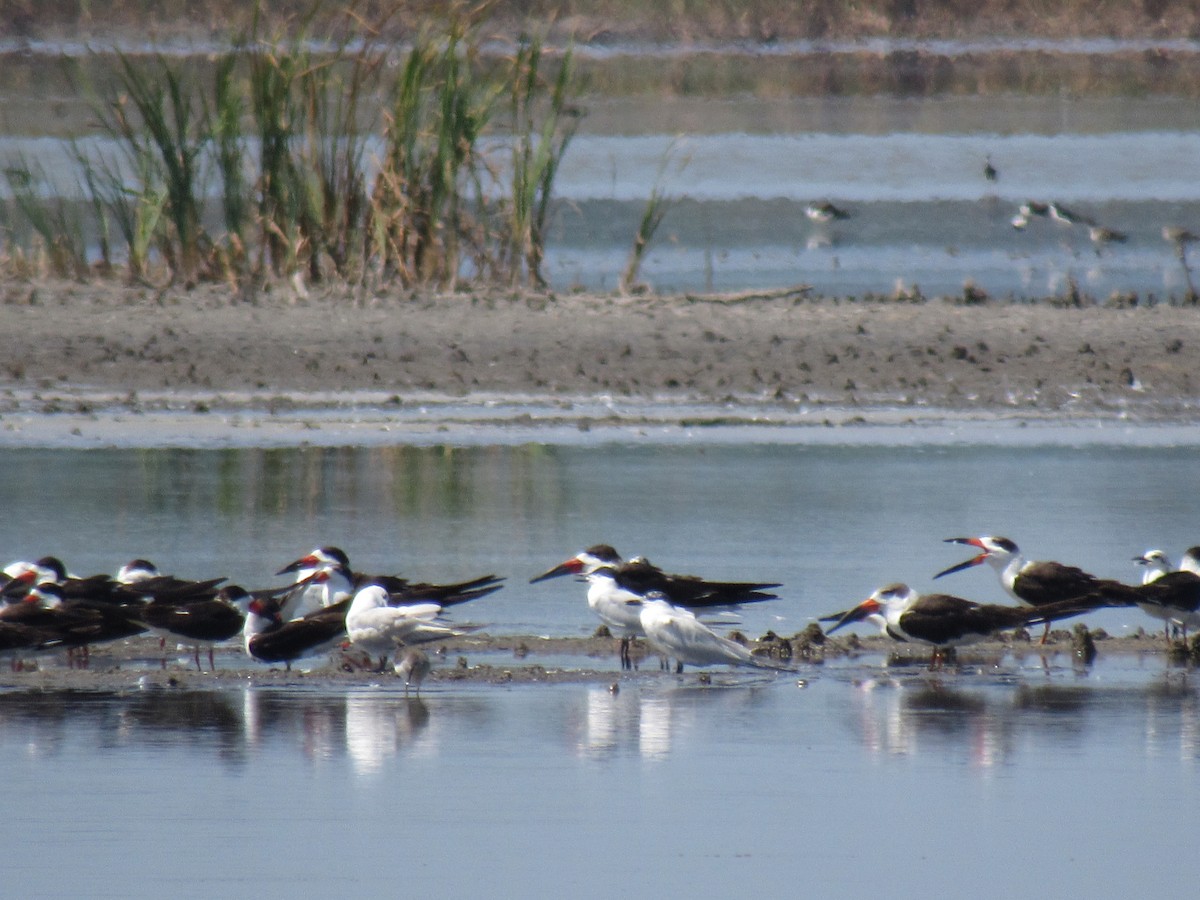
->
left=984, top=155, right=998, bottom=182
left=804, top=201, right=850, bottom=223
left=1088, top=225, right=1128, bottom=251
left=1019, top=200, right=1050, bottom=219
left=1162, top=226, right=1199, bottom=247
left=1048, top=202, right=1090, bottom=227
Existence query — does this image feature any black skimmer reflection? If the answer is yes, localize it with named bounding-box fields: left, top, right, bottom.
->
left=934, top=536, right=1141, bottom=642
left=824, top=583, right=1101, bottom=666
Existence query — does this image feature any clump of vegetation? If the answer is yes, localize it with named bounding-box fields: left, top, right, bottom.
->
left=1, top=1, right=584, bottom=294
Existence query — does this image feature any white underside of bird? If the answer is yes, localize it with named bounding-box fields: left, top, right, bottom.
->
left=586, top=574, right=647, bottom=638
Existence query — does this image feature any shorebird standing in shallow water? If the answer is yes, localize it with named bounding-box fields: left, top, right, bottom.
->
left=804, top=201, right=850, bottom=224
left=395, top=648, right=432, bottom=696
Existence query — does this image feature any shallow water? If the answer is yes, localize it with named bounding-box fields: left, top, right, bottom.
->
left=1, top=442, right=1197, bottom=637
left=4, top=656, right=1199, bottom=897
left=4, top=441, right=1200, bottom=894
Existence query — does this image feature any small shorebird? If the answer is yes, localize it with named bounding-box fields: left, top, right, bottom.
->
left=394, top=648, right=432, bottom=696
left=934, top=536, right=1141, bottom=642
left=984, top=155, right=998, bottom=182
left=805, top=201, right=850, bottom=223
left=1048, top=202, right=1089, bottom=226
left=1088, top=225, right=1128, bottom=249
left=1162, top=225, right=1199, bottom=247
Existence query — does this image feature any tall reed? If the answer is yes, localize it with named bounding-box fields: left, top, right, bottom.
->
left=4, top=2, right=585, bottom=293
left=107, top=53, right=207, bottom=279
left=504, top=37, right=578, bottom=287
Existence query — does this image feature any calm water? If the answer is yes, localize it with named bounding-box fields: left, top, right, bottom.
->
left=3, top=442, right=1200, bottom=895
left=3, top=442, right=1200, bottom=636
left=4, top=663, right=1200, bottom=897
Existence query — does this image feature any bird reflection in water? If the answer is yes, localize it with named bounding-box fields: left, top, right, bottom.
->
left=572, top=682, right=768, bottom=760
left=848, top=677, right=1013, bottom=769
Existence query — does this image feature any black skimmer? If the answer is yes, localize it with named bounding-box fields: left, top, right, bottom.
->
left=140, top=586, right=250, bottom=671
left=394, top=648, right=432, bottom=696
left=0, top=583, right=147, bottom=667
left=344, top=585, right=475, bottom=671
left=805, top=201, right=850, bottom=223
left=823, top=582, right=1101, bottom=665
left=116, top=559, right=227, bottom=603
left=243, top=596, right=350, bottom=671
left=638, top=594, right=789, bottom=672
left=1133, top=548, right=1200, bottom=642
left=0, top=620, right=56, bottom=670
left=934, top=536, right=1142, bottom=642
left=531, top=544, right=780, bottom=607
left=278, top=547, right=504, bottom=618
left=531, top=545, right=780, bottom=669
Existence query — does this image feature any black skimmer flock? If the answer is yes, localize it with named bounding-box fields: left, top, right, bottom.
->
left=1133, top=548, right=1200, bottom=641
left=822, top=583, right=1105, bottom=666
left=530, top=545, right=780, bottom=668
left=934, top=536, right=1142, bottom=642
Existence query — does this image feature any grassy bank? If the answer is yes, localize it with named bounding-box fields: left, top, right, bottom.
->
left=2, top=2, right=582, bottom=290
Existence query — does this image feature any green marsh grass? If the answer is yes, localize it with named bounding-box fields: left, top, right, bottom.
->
left=3, top=2, right=595, bottom=293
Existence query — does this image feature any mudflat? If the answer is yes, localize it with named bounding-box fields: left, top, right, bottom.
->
left=1, top=280, right=1197, bottom=427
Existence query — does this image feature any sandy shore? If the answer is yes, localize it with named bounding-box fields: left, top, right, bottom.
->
left=1, top=280, right=1199, bottom=445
